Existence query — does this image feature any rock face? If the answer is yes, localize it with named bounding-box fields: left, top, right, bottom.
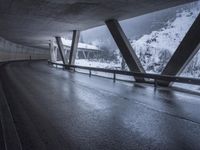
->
left=130, top=2, right=200, bottom=76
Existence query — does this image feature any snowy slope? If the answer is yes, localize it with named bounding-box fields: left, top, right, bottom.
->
left=131, top=3, right=200, bottom=74
left=75, top=59, right=121, bottom=69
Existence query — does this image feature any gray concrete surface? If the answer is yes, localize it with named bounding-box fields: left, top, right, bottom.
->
left=0, top=81, right=22, bottom=150
left=0, top=0, right=197, bottom=49
left=1, top=61, right=200, bottom=150
left=0, top=37, right=49, bottom=61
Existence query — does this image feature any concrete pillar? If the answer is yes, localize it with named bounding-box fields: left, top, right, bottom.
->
left=82, top=51, right=87, bottom=59
left=55, top=37, right=67, bottom=65
left=54, top=46, right=58, bottom=62
left=159, top=13, right=200, bottom=86
left=69, top=30, right=80, bottom=65
left=49, top=40, right=57, bottom=63
left=105, top=19, right=145, bottom=82
left=86, top=51, right=90, bottom=59
left=66, top=49, right=71, bottom=62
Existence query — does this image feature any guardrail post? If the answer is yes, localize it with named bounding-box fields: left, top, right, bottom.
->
left=113, top=71, right=116, bottom=82
left=89, top=69, right=92, bottom=77
left=154, top=79, right=157, bottom=88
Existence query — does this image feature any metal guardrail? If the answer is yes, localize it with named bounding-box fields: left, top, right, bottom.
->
left=48, top=61, right=200, bottom=86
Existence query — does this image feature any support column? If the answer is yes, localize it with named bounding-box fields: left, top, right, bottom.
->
left=66, top=49, right=70, bottom=62
left=159, top=13, right=200, bottom=86
left=55, top=37, right=67, bottom=65
left=69, top=30, right=80, bottom=65
left=54, top=46, right=58, bottom=62
left=82, top=51, right=87, bottom=59
left=105, top=19, right=145, bottom=82
left=49, top=40, right=57, bottom=63
left=86, top=51, right=90, bottom=59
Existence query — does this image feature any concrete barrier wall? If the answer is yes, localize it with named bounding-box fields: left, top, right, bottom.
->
left=0, top=37, right=50, bottom=61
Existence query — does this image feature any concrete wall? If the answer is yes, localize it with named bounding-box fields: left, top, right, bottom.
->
left=0, top=37, right=49, bottom=61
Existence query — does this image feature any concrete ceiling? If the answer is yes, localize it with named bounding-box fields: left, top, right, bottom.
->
left=0, top=0, right=197, bottom=49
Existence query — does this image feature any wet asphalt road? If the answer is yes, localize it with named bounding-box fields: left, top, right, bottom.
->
left=1, top=61, right=200, bottom=150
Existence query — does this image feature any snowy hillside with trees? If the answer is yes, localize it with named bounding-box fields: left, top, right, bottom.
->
left=131, top=3, right=200, bottom=75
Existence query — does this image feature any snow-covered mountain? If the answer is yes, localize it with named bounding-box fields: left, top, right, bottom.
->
left=131, top=2, right=200, bottom=76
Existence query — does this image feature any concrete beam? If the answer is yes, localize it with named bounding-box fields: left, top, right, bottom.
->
left=55, top=37, right=67, bottom=65
left=69, top=30, right=80, bottom=65
left=105, top=19, right=145, bottom=82
left=160, top=13, right=200, bottom=86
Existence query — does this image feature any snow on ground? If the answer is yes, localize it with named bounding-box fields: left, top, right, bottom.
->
left=57, top=60, right=134, bottom=81
left=75, top=59, right=134, bottom=81
left=75, top=59, right=121, bottom=69
left=75, top=59, right=133, bottom=81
